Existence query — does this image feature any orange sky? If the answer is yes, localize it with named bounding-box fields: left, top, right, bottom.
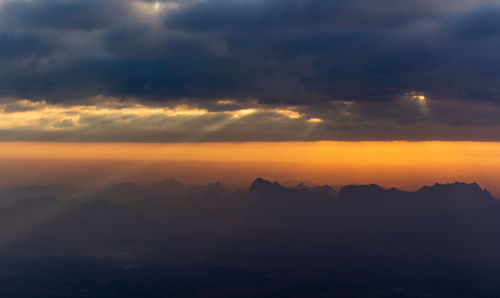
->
left=1, top=141, right=499, bottom=196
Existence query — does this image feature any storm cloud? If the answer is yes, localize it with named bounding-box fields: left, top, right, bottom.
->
left=0, top=0, right=499, bottom=141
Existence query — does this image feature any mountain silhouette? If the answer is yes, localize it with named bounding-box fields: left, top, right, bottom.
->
left=281, top=179, right=318, bottom=188
left=248, top=178, right=287, bottom=198
left=286, top=182, right=339, bottom=197
left=1, top=178, right=500, bottom=297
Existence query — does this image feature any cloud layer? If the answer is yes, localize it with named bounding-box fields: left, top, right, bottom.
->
left=0, top=0, right=499, bottom=141
left=1, top=97, right=500, bottom=141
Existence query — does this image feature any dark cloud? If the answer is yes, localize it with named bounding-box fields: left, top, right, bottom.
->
left=454, top=6, right=500, bottom=40
left=0, top=0, right=499, bottom=140
left=0, top=0, right=129, bottom=30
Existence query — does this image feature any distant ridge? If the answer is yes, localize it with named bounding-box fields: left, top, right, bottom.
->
left=2, top=176, right=500, bottom=272
left=3, top=178, right=496, bottom=205
left=248, top=178, right=497, bottom=206
left=338, top=184, right=386, bottom=198
left=281, top=179, right=318, bottom=188
left=248, top=178, right=287, bottom=199
left=287, top=182, right=339, bottom=197
left=416, top=182, right=490, bottom=197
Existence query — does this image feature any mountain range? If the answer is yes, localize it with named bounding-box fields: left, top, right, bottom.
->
left=1, top=178, right=500, bottom=297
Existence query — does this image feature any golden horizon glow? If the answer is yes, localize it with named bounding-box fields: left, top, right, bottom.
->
left=1, top=140, right=499, bottom=162
left=1, top=141, right=499, bottom=196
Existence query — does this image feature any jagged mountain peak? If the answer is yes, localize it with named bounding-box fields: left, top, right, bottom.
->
left=248, top=178, right=287, bottom=198
left=417, top=182, right=490, bottom=197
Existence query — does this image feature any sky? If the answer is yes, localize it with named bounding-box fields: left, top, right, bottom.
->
left=2, top=141, right=500, bottom=196
left=0, top=0, right=500, bottom=191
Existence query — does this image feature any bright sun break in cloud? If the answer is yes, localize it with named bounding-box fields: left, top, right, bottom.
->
left=0, top=98, right=322, bottom=132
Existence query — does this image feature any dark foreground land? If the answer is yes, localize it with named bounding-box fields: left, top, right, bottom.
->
left=1, top=179, right=500, bottom=297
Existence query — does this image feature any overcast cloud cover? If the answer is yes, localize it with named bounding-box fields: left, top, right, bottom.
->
left=1, top=0, right=500, bottom=141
